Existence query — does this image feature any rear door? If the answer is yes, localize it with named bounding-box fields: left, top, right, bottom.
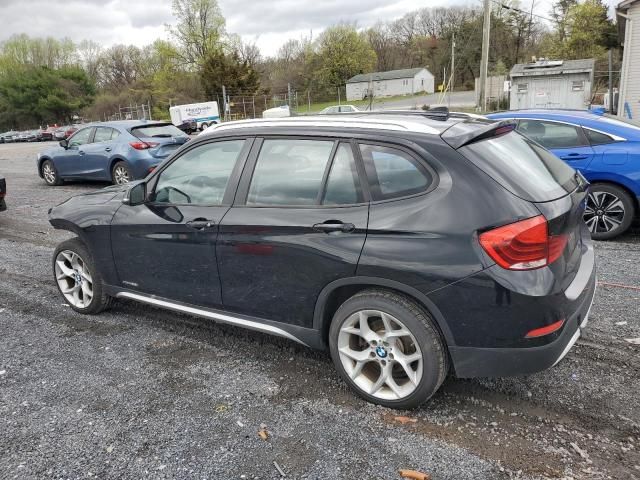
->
left=516, top=119, right=596, bottom=170
left=80, top=126, right=118, bottom=180
left=110, top=137, right=252, bottom=307
left=216, top=137, right=369, bottom=326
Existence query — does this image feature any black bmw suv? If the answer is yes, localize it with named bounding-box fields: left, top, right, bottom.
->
left=49, top=113, right=596, bottom=408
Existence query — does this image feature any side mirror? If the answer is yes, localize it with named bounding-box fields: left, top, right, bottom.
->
left=59, top=139, right=68, bottom=149
left=122, top=181, right=146, bottom=206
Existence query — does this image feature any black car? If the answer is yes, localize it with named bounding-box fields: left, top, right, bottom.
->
left=48, top=114, right=596, bottom=408
left=0, top=177, right=6, bottom=212
left=175, top=120, right=198, bottom=135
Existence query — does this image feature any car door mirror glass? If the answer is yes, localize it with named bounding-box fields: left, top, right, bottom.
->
left=59, top=139, right=68, bottom=149
left=123, top=182, right=146, bottom=206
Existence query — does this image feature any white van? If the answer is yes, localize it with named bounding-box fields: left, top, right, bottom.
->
left=169, top=102, right=220, bottom=131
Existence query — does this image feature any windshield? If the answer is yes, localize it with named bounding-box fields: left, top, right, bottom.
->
left=459, top=131, right=578, bottom=202
left=132, top=124, right=186, bottom=138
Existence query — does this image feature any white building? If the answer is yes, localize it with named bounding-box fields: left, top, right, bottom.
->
left=617, top=0, right=640, bottom=119
left=346, top=68, right=435, bottom=101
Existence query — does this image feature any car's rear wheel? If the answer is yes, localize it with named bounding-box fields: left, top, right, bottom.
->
left=53, top=238, right=112, bottom=314
left=42, top=160, right=62, bottom=186
left=112, top=161, right=131, bottom=185
left=329, top=290, right=448, bottom=409
left=200, top=123, right=209, bottom=130
left=584, top=184, right=634, bottom=240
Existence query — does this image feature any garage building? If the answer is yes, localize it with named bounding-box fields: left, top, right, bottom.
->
left=617, top=0, right=640, bottom=119
left=346, top=68, right=435, bottom=101
left=509, top=59, right=594, bottom=110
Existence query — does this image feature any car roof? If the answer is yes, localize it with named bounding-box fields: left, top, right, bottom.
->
left=202, top=115, right=461, bottom=137
left=487, top=109, right=640, bottom=140
left=82, top=120, right=172, bottom=129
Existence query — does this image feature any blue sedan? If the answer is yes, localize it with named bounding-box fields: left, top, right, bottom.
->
left=37, top=120, right=189, bottom=187
left=487, top=110, right=640, bottom=239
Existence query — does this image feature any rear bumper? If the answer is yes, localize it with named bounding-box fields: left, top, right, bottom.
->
left=449, top=240, right=596, bottom=378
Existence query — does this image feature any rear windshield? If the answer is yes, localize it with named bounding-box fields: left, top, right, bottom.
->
left=459, top=131, right=578, bottom=202
left=131, top=124, right=186, bottom=139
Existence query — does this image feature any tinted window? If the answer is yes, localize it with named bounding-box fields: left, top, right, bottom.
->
left=460, top=131, right=578, bottom=202
left=360, top=144, right=432, bottom=200
left=247, top=139, right=334, bottom=206
left=517, top=120, right=588, bottom=149
left=153, top=140, right=246, bottom=205
left=93, top=127, right=115, bottom=143
left=584, top=128, right=615, bottom=145
left=68, top=128, right=93, bottom=147
left=132, top=124, right=186, bottom=139
left=323, top=143, right=361, bottom=205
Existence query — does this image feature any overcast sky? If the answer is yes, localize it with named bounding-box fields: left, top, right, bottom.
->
left=0, top=0, right=621, bottom=58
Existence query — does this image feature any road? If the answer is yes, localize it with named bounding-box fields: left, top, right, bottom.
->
left=0, top=142, right=639, bottom=479
left=373, top=91, right=476, bottom=111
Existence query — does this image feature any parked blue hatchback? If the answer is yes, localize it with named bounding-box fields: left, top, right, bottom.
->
left=37, top=120, right=189, bottom=187
left=487, top=110, right=640, bottom=239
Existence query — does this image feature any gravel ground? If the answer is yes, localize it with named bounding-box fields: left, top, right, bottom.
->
left=0, top=142, right=639, bottom=480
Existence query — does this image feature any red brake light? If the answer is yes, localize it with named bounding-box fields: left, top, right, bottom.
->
left=525, top=319, right=565, bottom=338
left=479, top=215, right=567, bottom=270
left=129, top=141, right=159, bottom=150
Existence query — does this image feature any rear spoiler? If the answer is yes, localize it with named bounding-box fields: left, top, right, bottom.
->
left=441, top=119, right=517, bottom=149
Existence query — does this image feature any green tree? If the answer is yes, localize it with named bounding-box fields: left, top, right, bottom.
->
left=201, top=48, right=260, bottom=99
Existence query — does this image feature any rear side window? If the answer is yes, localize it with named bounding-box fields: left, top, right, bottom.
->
left=94, top=127, right=117, bottom=143
left=460, top=132, right=578, bottom=202
left=132, top=124, right=186, bottom=139
left=322, top=143, right=362, bottom=205
left=360, top=144, right=433, bottom=201
left=517, top=120, right=588, bottom=149
left=247, top=139, right=334, bottom=206
left=584, top=128, right=615, bottom=145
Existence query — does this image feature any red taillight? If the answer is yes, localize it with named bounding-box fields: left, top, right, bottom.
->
left=129, top=141, right=159, bottom=150
left=479, top=215, right=568, bottom=270
left=525, top=319, right=565, bottom=338
left=148, top=166, right=157, bottom=173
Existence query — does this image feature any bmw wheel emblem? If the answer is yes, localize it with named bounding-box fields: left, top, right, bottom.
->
left=375, top=346, right=388, bottom=358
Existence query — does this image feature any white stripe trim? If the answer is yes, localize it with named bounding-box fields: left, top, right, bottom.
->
left=116, top=292, right=308, bottom=346
left=552, top=328, right=581, bottom=367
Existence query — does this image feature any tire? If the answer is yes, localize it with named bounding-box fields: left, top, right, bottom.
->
left=41, top=159, right=62, bottom=186
left=329, top=289, right=448, bottom=409
left=52, top=237, right=113, bottom=314
left=200, top=123, right=209, bottom=131
left=584, top=183, right=635, bottom=240
left=111, top=161, right=131, bottom=185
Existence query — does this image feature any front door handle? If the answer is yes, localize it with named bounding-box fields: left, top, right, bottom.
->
left=186, top=219, right=215, bottom=230
left=105, top=147, right=112, bottom=152
left=78, top=150, right=85, bottom=156
left=312, top=221, right=356, bottom=233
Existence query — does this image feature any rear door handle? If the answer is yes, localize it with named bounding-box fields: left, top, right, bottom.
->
left=105, top=147, right=112, bottom=152
left=560, top=153, right=588, bottom=160
left=186, top=219, right=215, bottom=230
left=78, top=150, right=85, bottom=156
left=312, top=221, right=356, bottom=233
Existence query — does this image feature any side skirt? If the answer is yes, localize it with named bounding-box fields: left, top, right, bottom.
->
left=104, top=286, right=325, bottom=350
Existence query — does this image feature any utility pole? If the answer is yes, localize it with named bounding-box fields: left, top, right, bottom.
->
left=287, top=83, right=292, bottom=109
left=450, top=32, right=455, bottom=107
left=608, top=49, right=614, bottom=114
left=337, top=86, right=341, bottom=105
left=222, top=85, right=227, bottom=122
left=479, top=0, right=491, bottom=112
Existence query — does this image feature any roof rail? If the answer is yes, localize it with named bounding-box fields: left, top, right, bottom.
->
left=352, top=108, right=485, bottom=121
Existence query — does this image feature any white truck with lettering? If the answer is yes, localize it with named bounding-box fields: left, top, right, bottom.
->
left=169, top=101, right=220, bottom=131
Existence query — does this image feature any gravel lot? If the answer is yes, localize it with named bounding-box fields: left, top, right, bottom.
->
left=0, top=142, right=639, bottom=480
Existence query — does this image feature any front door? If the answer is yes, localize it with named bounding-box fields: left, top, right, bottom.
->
left=217, top=138, right=369, bottom=326
left=516, top=119, right=596, bottom=170
left=55, top=127, right=95, bottom=177
left=110, top=138, right=252, bottom=307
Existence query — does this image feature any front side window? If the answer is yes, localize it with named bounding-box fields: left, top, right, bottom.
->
left=153, top=139, right=246, bottom=205
left=68, top=128, right=93, bottom=147
left=247, top=139, right=334, bottom=206
left=517, top=120, right=588, bottom=149
left=360, top=144, right=433, bottom=201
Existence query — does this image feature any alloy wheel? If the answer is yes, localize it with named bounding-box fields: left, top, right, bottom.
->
left=584, top=191, right=625, bottom=235
left=54, top=250, right=94, bottom=309
left=337, top=309, right=423, bottom=401
left=113, top=165, right=130, bottom=184
left=43, top=163, right=56, bottom=184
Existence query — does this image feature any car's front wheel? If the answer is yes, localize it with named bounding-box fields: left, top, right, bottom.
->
left=112, top=161, right=131, bottom=185
left=584, top=184, right=634, bottom=240
left=41, top=160, right=62, bottom=186
left=53, top=238, right=112, bottom=314
left=329, top=290, right=448, bottom=409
